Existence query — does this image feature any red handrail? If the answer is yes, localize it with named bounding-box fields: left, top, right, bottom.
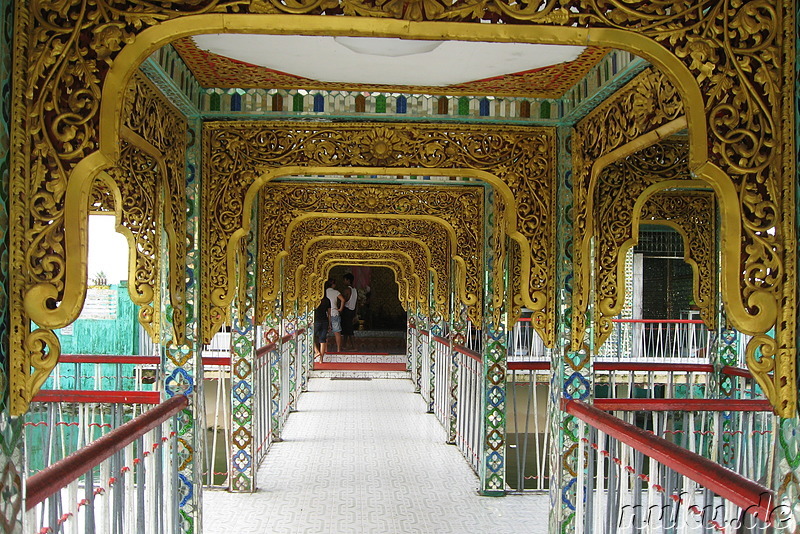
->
left=611, top=318, right=705, bottom=324
left=59, top=355, right=161, bottom=365
left=508, top=361, right=550, bottom=371
left=32, top=390, right=161, bottom=404
left=202, top=356, right=231, bottom=367
left=592, top=398, right=774, bottom=412
left=26, top=394, right=189, bottom=510
left=255, top=328, right=307, bottom=359
left=454, top=345, right=481, bottom=363
left=562, top=398, right=775, bottom=523
left=432, top=335, right=448, bottom=345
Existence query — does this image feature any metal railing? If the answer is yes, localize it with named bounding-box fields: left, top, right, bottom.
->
left=454, top=344, right=482, bottom=473
left=507, top=362, right=766, bottom=494
left=594, top=362, right=765, bottom=401
left=254, top=341, right=275, bottom=468
left=564, top=399, right=782, bottom=533
left=202, top=355, right=231, bottom=487
left=592, top=398, right=775, bottom=482
left=432, top=336, right=451, bottom=429
left=597, top=319, right=714, bottom=362
left=507, top=362, right=551, bottom=491
left=419, top=331, right=432, bottom=407
left=508, top=317, right=547, bottom=363
left=203, top=331, right=232, bottom=355
left=43, top=354, right=161, bottom=392
left=26, top=395, right=188, bottom=534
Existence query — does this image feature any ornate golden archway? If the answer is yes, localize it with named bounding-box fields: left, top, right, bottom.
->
left=9, top=4, right=795, bottom=417
left=296, top=237, right=434, bottom=312
left=312, top=253, right=417, bottom=307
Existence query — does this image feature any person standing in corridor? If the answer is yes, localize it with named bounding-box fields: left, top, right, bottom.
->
left=325, top=278, right=345, bottom=353
left=341, top=273, right=358, bottom=351
left=313, top=286, right=332, bottom=362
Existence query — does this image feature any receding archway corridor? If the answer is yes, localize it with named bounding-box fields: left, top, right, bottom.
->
left=204, top=377, right=548, bottom=533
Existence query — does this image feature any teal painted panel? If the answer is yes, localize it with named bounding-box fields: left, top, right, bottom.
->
left=55, top=283, right=139, bottom=355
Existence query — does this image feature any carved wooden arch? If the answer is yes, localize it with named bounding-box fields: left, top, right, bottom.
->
left=594, top=185, right=716, bottom=348
left=312, top=252, right=417, bottom=307
left=256, top=181, right=483, bottom=318
left=208, top=123, right=553, bottom=346
left=591, top=139, right=710, bottom=347
left=638, top=190, right=716, bottom=321
left=310, top=259, right=410, bottom=309
left=296, top=237, right=434, bottom=312
left=10, top=4, right=794, bottom=417
left=256, top=214, right=455, bottom=330
left=90, top=142, right=163, bottom=343
left=310, top=250, right=422, bottom=307
left=267, top=213, right=459, bottom=330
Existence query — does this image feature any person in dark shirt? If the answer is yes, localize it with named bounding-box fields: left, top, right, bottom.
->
left=314, top=284, right=332, bottom=362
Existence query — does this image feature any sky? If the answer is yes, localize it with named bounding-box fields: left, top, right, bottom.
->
left=87, top=214, right=130, bottom=285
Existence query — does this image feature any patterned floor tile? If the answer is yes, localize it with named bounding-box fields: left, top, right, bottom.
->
left=204, top=378, right=548, bottom=534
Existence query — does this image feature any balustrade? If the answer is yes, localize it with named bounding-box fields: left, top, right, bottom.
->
left=432, top=336, right=451, bottom=429
left=26, top=395, right=188, bottom=534
left=564, top=399, right=781, bottom=534
left=453, top=345, right=482, bottom=474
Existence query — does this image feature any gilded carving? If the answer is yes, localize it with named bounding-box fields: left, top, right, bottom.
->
left=204, top=121, right=553, bottom=345
left=259, top=181, right=479, bottom=303
left=314, top=252, right=416, bottom=306
left=298, top=237, right=432, bottom=311
left=122, top=73, right=188, bottom=345
left=89, top=178, right=116, bottom=214
left=259, top=215, right=454, bottom=328
left=594, top=187, right=717, bottom=348
left=592, top=140, right=694, bottom=347
left=639, top=191, right=716, bottom=327
left=572, top=67, right=685, bottom=353
left=8, top=0, right=795, bottom=416
left=102, top=142, right=162, bottom=342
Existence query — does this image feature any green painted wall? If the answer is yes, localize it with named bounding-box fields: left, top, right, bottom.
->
left=55, top=282, right=139, bottom=355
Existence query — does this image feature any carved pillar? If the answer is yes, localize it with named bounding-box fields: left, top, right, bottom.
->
left=268, top=260, right=284, bottom=441
left=300, top=304, right=311, bottom=393
left=448, top=299, right=467, bottom=444
left=771, top=31, right=800, bottom=524
left=0, top=0, right=24, bottom=529
left=479, top=188, right=507, bottom=495
left=160, top=117, right=203, bottom=534
left=415, top=311, right=427, bottom=395
left=284, top=298, right=298, bottom=412
left=407, top=309, right=416, bottom=373
left=428, top=293, right=444, bottom=415
left=549, top=125, right=594, bottom=532
left=229, top=205, right=258, bottom=493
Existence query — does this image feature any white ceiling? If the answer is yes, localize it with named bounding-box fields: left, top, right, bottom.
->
left=192, top=34, right=585, bottom=87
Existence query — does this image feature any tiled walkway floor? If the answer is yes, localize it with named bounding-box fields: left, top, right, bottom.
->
left=204, top=378, right=548, bottom=534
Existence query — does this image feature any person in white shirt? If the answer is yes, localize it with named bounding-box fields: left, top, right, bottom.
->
left=325, top=278, right=345, bottom=353
left=341, top=273, right=358, bottom=351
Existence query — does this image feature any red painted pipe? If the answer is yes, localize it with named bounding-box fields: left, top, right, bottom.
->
left=26, top=394, right=189, bottom=510
left=611, top=318, right=705, bottom=324
left=454, top=345, right=481, bottom=363
left=202, top=356, right=231, bottom=367
left=592, top=398, right=774, bottom=412
left=508, top=361, right=550, bottom=371
left=59, top=355, right=161, bottom=365
left=562, top=398, right=775, bottom=523
left=32, top=390, right=161, bottom=404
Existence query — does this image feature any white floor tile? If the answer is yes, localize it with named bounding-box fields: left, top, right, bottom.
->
left=204, top=378, right=548, bottom=533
